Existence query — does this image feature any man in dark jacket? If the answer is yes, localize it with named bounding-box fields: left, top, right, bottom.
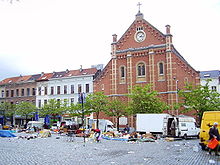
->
left=209, top=122, right=220, bottom=156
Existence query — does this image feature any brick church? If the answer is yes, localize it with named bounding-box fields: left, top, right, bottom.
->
left=94, top=8, right=200, bottom=127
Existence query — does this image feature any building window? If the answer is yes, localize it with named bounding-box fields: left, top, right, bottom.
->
left=1, top=90, right=4, bottom=97
left=211, top=86, right=217, bottom=91
left=21, top=89, right=25, bottom=96
left=159, top=62, right=164, bottom=75
left=38, top=87, right=41, bottom=96
left=137, top=63, right=145, bottom=76
left=71, top=85, right=74, bottom=94
left=86, top=84, right=89, bottom=93
left=44, top=87, right=47, bottom=95
left=38, top=100, right=41, bottom=108
left=184, top=77, right=189, bottom=85
left=57, top=86, right=61, bottom=95
left=10, top=90, right=13, bottom=97
left=6, top=90, right=9, bottom=97
left=70, top=98, right=74, bottom=104
left=16, top=89, right=19, bottom=97
left=64, top=85, right=67, bottom=94
left=32, top=88, right=36, bottom=96
left=27, top=88, right=30, bottom=96
left=44, top=99, right=47, bottom=105
left=120, top=66, right=125, bottom=78
left=78, top=84, right=82, bottom=93
left=51, top=87, right=54, bottom=95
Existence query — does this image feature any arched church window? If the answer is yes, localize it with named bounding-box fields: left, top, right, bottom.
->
left=137, top=63, right=145, bottom=76
left=120, top=66, right=125, bottom=78
left=159, top=62, right=164, bottom=75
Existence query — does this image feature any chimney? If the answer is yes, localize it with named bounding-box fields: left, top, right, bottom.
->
left=112, top=34, right=117, bottom=43
left=166, top=25, right=171, bottom=34
left=66, top=69, right=69, bottom=73
left=80, top=65, right=83, bottom=72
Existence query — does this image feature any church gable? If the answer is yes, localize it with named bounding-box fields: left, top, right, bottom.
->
left=115, top=12, right=166, bottom=52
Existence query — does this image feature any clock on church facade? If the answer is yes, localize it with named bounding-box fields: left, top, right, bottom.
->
left=94, top=10, right=200, bottom=127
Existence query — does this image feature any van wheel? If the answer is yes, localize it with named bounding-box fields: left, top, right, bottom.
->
left=183, top=134, right=187, bottom=140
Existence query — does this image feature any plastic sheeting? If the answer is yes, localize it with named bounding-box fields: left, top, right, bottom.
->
left=0, top=130, right=16, bottom=137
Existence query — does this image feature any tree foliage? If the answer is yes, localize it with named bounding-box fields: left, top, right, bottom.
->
left=85, top=92, right=109, bottom=128
left=179, top=80, right=220, bottom=121
left=15, top=101, right=36, bottom=117
left=0, top=102, right=15, bottom=117
left=127, top=84, right=168, bottom=114
left=105, top=98, right=127, bottom=131
left=40, top=99, right=62, bottom=117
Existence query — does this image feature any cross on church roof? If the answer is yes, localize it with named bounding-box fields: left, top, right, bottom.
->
left=137, top=2, right=142, bottom=13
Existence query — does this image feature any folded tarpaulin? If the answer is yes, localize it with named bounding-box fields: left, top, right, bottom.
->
left=0, top=130, right=16, bottom=137
left=128, top=138, right=155, bottom=142
left=102, top=136, right=128, bottom=141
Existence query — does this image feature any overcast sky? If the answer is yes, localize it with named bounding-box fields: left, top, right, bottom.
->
left=0, top=0, right=220, bottom=80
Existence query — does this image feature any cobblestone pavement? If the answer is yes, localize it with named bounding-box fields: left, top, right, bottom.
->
left=0, top=133, right=220, bottom=165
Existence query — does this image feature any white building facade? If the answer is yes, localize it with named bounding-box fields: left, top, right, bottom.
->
left=36, top=68, right=99, bottom=108
left=200, top=70, right=220, bottom=93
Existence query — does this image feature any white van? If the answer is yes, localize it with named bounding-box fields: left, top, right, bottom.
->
left=165, top=115, right=200, bottom=139
left=89, top=119, right=116, bottom=132
left=27, top=121, right=44, bottom=130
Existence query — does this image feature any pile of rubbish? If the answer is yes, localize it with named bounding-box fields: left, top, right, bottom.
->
left=18, top=129, right=51, bottom=140
left=102, top=132, right=156, bottom=142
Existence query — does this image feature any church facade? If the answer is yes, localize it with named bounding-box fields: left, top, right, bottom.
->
left=94, top=11, right=200, bottom=126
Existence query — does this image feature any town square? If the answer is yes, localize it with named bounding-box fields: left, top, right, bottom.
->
left=0, top=0, right=220, bottom=165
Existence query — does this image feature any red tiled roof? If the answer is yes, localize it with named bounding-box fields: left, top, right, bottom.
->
left=0, top=76, right=20, bottom=85
left=17, top=75, right=32, bottom=83
left=36, top=73, right=53, bottom=81
left=64, top=68, right=98, bottom=78
left=0, top=68, right=99, bottom=84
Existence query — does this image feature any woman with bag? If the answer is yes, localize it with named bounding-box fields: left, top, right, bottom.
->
left=208, top=122, right=220, bottom=156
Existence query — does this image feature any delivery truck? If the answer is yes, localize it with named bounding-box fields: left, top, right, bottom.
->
left=136, top=114, right=200, bottom=138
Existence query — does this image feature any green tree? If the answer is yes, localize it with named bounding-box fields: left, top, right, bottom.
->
left=127, top=84, right=168, bottom=114
left=179, top=80, right=220, bottom=123
left=105, top=98, right=127, bottom=131
left=15, top=101, right=37, bottom=124
left=85, top=92, right=109, bottom=129
left=41, top=99, right=62, bottom=123
left=0, top=102, right=16, bottom=125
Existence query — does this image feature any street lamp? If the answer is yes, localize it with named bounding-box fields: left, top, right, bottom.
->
left=78, top=92, right=86, bottom=145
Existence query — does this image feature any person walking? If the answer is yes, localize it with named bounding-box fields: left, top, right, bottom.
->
left=209, top=122, right=220, bottom=156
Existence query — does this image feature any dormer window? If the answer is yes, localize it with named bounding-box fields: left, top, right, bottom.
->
left=204, top=74, right=210, bottom=78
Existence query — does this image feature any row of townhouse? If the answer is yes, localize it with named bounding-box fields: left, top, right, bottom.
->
left=0, top=66, right=101, bottom=125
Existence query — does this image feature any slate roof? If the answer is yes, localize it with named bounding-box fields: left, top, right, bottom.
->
left=200, top=70, right=220, bottom=79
